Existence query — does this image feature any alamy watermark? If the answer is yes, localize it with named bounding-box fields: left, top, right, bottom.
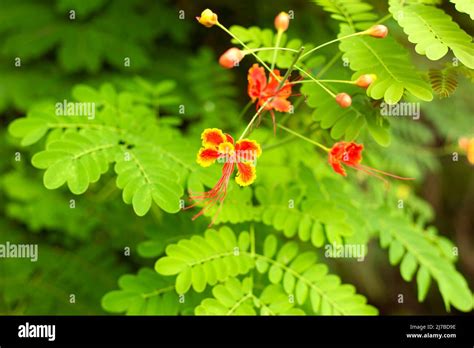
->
left=0, top=241, right=38, bottom=262
left=55, top=99, right=95, bottom=120
left=217, top=150, right=259, bottom=166
left=324, top=242, right=365, bottom=262
left=380, top=102, right=420, bottom=120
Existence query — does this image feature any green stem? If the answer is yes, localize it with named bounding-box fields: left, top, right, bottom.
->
left=290, top=79, right=355, bottom=85
left=238, top=100, right=253, bottom=119
left=295, top=65, right=336, bottom=98
left=238, top=99, right=270, bottom=141
left=270, top=30, right=284, bottom=70
left=299, top=31, right=366, bottom=60
left=245, top=47, right=298, bottom=54
left=217, top=22, right=278, bottom=79
left=277, top=123, right=330, bottom=152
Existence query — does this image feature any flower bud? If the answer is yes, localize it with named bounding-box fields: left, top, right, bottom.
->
left=335, top=93, right=352, bottom=108
left=367, top=25, right=388, bottom=38
left=274, top=12, right=290, bottom=32
left=355, top=74, right=377, bottom=88
left=219, top=48, right=245, bottom=69
left=196, top=9, right=218, bottom=27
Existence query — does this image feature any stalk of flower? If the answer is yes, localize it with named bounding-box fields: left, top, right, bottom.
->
left=196, top=9, right=278, bottom=79
left=186, top=128, right=262, bottom=226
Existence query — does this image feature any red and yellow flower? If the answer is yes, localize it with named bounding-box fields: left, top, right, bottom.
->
left=190, top=128, right=262, bottom=225
left=328, top=141, right=414, bottom=183
left=247, top=64, right=293, bottom=132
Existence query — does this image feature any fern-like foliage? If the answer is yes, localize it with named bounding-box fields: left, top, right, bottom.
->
left=450, top=0, right=474, bottom=19
left=7, top=82, right=203, bottom=216
left=195, top=278, right=305, bottom=315
left=152, top=226, right=378, bottom=315
left=375, top=208, right=473, bottom=312
left=311, top=0, right=433, bottom=104
left=301, top=81, right=391, bottom=145
left=428, top=66, right=459, bottom=98
left=389, top=0, right=474, bottom=68
left=312, top=0, right=378, bottom=30
left=101, top=268, right=197, bottom=315
left=338, top=25, right=433, bottom=104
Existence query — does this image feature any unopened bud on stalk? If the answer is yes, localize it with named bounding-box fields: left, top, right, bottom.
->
left=335, top=93, right=352, bottom=108
left=219, top=48, right=245, bottom=68
left=274, top=12, right=290, bottom=32
left=355, top=74, right=377, bottom=88
left=367, top=25, right=388, bottom=38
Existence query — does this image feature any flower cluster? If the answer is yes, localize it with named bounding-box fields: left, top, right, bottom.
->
left=188, top=9, right=408, bottom=225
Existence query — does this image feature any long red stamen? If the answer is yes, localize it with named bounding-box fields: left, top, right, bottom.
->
left=186, top=162, right=235, bottom=226
left=356, top=164, right=415, bottom=181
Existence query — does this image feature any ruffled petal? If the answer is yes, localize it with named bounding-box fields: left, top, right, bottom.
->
left=201, top=128, right=226, bottom=148
left=235, top=162, right=257, bottom=186
left=345, top=142, right=364, bottom=165
left=329, top=157, right=347, bottom=176
left=247, top=64, right=267, bottom=100
left=270, top=97, right=291, bottom=112
left=235, top=139, right=262, bottom=161
left=197, top=147, right=220, bottom=167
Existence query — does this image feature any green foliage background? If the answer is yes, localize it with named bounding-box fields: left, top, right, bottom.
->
left=0, top=0, right=473, bottom=315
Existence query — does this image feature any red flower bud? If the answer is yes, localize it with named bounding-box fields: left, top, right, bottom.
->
left=335, top=93, right=352, bottom=108
left=367, top=25, right=388, bottom=38
left=219, top=48, right=245, bottom=69
left=355, top=74, right=377, bottom=88
left=274, top=12, right=290, bottom=32
left=196, top=9, right=218, bottom=28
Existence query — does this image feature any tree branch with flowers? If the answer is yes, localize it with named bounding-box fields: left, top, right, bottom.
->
left=8, top=3, right=473, bottom=316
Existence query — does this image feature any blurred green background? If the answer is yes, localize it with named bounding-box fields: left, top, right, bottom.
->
left=0, top=0, right=472, bottom=315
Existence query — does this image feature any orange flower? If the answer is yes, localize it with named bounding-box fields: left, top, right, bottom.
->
left=189, top=128, right=262, bottom=225
left=329, top=141, right=414, bottom=184
left=247, top=64, right=293, bottom=132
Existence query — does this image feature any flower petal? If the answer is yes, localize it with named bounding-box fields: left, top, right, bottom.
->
left=201, top=128, right=226, bottom=148
left=247, top=64, right=267, bottom=100
left=235, top=162, right=257, bottom=186
left=270, top=97, right=291, bottom=112
left=344, top=142, right=364, bottom=165
left=235, top=139, right=262, bottom=160
left=197, top=147, right=220, bottom=167
left=329, top=158, right=347, bottom=176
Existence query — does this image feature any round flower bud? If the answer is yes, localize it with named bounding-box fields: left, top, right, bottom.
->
left=367, top=25, right=388, bottom=38
left=355, top=74, right=377, bottom=88
left=274, top=12, right=290, bottom=32
left=219, top=48, right=245, bottom=69
left=335, top=93, right=352, bottom=108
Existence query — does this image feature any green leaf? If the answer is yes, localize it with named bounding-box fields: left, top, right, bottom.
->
left=339, top=25, right=433, bottom=104
left=155, top=227, right=254, bottom=294
left=390, top=1, right=474, bottom=68
left=416, top=266, right=431, bottom=302
left=101, top=268, right=179, bottom=315
left=450, top=0, right=474, bottom=20
left=400, top=252, right=418, bottom=281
